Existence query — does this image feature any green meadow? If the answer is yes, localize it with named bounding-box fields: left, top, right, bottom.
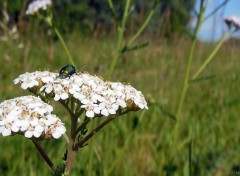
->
left=0, top=33, right=240, bottom=176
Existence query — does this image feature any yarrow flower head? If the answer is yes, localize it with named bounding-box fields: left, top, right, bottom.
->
left=0, top=96, right=66, bottom=139
left=26, top=0, right=52, bottom=15
left=14, top=71, right=148, bottom=118
left=13, top=71, right=57, bottom=92
left=224, top=16, right=240, bottom=30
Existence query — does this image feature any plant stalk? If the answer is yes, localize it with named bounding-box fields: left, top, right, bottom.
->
left=192, top=32, right=230, bottom=80
left=126, top=1, right=156, bottom=47
left=64, top=114, right=78, bottom=175
left=171, top=1, right=205, bottom=158
left=31, top=138, right=56, bottom=172
left=74, top=116, right=116, bottom=151
left=107, top=0, right=131, bottom=80
left=53, top=27, right=76, bottom=66
left=45, top=17, right=76, bottom=66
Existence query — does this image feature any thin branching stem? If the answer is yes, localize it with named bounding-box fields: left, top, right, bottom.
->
left=171, top=1, right=206, bottom=159
left=72, top=118, right=91, bottom=138
left=76, top=107, right=85, bottom=118
left=108, top=0, right=118, bottom=23
left=64, top=114, right=78, bottom=175
left=53, top=27, right=76, bottom=66
left=203, top=0, right=230, bottom=22
left=192, top=32, right=231, bottom=80
left=45, top=17, right=76, bottom=66
left=74, top=116, right=117, bottom=151
left=63, top=133, right=70, bottom=144
left=59, top=100, right=75, bottom=117
left=126, top=0, right=156, bottom=47
left=31, top=138, right=56, bottom=172
left=107, top=0, right=156, bottom=79
left=107, top=0, right=131, bottom=80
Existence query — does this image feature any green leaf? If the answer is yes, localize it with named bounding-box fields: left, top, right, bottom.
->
left=190, top=74, right=216, bottom=83
left=121, top=42, right=149, bottom=54
left=156, top=102, right=176, bottom=121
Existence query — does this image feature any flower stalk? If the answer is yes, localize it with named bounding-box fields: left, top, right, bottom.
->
left=192, top=32, right=231, bottom=80
left=31, top=138, right=56, bottom=172
left=171, top=0, right=206, bottom=159
left=45, top=16, right=76, bottom=66
left=107, top=0, right=131, bottom=80
left=107, top=0, right=156, bottom=80
left=64, top=114, right=78, bottom=175
left=74, top=116, right=116, bottom=151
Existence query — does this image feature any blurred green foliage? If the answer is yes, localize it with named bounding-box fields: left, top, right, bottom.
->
left=1, top=0, right=195, bottom=37
left=1, top=1, right=238, bottom=176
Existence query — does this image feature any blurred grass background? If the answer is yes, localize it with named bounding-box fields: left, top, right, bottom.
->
left=0, top=0, right=240, bottom=175
left=0, top=33, right=240, bottom=175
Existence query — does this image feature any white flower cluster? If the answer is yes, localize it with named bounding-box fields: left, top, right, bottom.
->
left=14, top=71, right=148, bottom=118
left=26, top=0, right=52, bottom=15
left=13, top=71, right=57, bottom=90
left=0, top=96, right=66, bottom=139
left=224, top=16, right=240, bottom=29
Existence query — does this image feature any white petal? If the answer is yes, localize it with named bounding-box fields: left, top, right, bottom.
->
left=81, top=99, right=89, bottom=105
left=11, top=124, right=20, bottom=132
left=108, top=108, right=116, bottom=115
left=101, top=109, right=109, bottom=116
left=20, top=120, right=30, bottom=129
left=112, top=104, right=119, bottom=110
left=13, top=78, right=20, bottom=84
left=57, top=126, right=66, bottom=134
left=35, top=125, right=44, bottom=133
left=99, top=102, right=106, bottom=109
left=86, top=111, right=94, bottom=118
left=20, top=124, right=29, bottom=131
left=97, top=96, right=105, bottom=102
left=33, top=131, right=41, bottom=138
left=93, top=107, right=101, bottom=114
left=45, top=86, right=53, bottom=93
left=43, top=119, right=52, bottom=126
left=21, top=83, right=29, bottom=90
left=0, top=120, right=6, bottom=126
left=119, top=101, right=126, bottom=108
left=0, top=126, right=4, bottom=133
left=2, top=128, right=11, bottom=136
left=24, top=131, right=33, bottom=138
left=72, top=84, right=80, bottom=91
left=52, top=131, right=61, bottom=139
left=30, top=117, right=39, bottom=126
left=60, top=92, right=68, bottom=100
left=69, top=88, right=75, bottom=94
left=54, top=94, right=60, bottom=101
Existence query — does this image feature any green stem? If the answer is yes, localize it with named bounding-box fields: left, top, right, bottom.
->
left=72, top=118, right=91, bottom=138
left=53, top=27, right=76, bottom=66
left=45, top=17, right=76, bottom=66
left=108, top=0, right=117, bottom=23
left=192, top=32, right=230, bottom=80
left=74, top=116, right=116, bottom=151
left=107, top=0, right=131, bottom=80
left=126, top=2, right=155, bottom=47
left=171, top=1, right=205, bottom=158
left=64, top=114, right=78, bottom=175
left=31, top=138, right=56, bottom=172
left=59, top=100, right=75, bottom=117
left=108, top=0, right=114, bottom=12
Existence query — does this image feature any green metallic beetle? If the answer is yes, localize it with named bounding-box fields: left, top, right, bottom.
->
left=58, top=64, right=76, bottom=79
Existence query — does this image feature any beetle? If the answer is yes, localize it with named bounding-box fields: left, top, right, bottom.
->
left=58, top=64, right=76, bottom=79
